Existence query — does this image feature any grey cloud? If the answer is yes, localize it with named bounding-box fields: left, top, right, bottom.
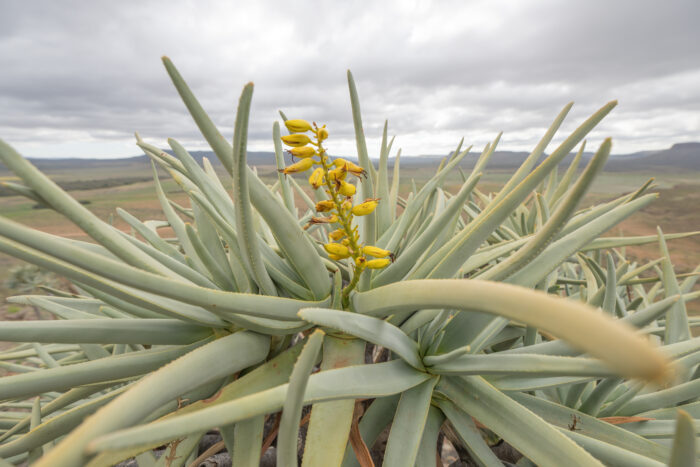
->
left=0, top=0, right=698, bottom=158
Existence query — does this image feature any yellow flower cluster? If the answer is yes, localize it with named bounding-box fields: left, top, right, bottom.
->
left=280, top=118, right=393, bottom=299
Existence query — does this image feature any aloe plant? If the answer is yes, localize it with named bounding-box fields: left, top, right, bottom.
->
left=0, top=57, right=697, bottom=466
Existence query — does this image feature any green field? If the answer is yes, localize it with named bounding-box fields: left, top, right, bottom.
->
left=1, top=162, right=698, bottom=318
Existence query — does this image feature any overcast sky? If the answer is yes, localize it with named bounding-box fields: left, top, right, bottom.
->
left=1, top=0, right=699, bottom=159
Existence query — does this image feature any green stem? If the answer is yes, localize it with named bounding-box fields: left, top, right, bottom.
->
left=316, top=139, right=364, bottom=308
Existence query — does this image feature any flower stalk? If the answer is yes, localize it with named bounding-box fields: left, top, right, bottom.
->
left=280, top=119, right=390, bottom=308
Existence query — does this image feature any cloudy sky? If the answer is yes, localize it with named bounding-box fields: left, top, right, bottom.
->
left=1, top=0, right=698, bottom=159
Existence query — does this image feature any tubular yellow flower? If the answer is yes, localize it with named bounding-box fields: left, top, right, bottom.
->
left=328, top=253, right=345, bottom=261
left=324, top=243, right=351, bottom=258
left=351, top=198, right=379, bottom=216
left=337, top=180, right=356, bottom=197
left=328, top=229, right=345, bottom=241
left=285, top=119, right=313, bottom=133
left=365, top=258, right=391, bottom=269
left=289, top=146, right=316, bottom=158
left=333, top=158, right=366, bottom=177
left=281, top=134, right=312, bottom=147
left=362, top=245, right=392, bottom=258
left=308, top=168, right=324, bottom=189
left=280, top=158, right=314, bottom=174
left=328, top=166, right=347, bottom=182
left=315, top=200, right=335, bottom=212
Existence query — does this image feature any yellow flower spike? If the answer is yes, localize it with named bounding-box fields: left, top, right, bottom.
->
left=362, top=245, right=392, bottom=258
left=281, top=134, right=312, bottom=147
left=317, top=127, right=329, bottom=141
left=284, top=119, right=313, bottom=133
left=309, top=215, right=338, bottom=224
left=333, top=158, right=366, bottom=177
left=315, top=200, right=335, bottom=212
left=365, top=258, right=391, bottom=269
left=289, top=146, right=317, bottom=158
left=308, top=168, right=324, bottom=189
left=351, top=198, right=379, bottom=216
left=280, top=158, right=314, bottom=174
left=337, top=180, right=356, bottom=197
left=328, top=229, right=345, bottom=241
left=324, top=243, right=351, bottom=258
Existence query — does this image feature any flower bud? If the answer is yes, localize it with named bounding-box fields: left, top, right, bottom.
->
left=328, top=229, right=345, bottom=241
left=317, top=127, right=329, bottom=141
left=308, top=167, right=324, bottom=189
left=365, top=258, right=391, bottom=269
left=281, top=134, right=312, bottom=147
left=328, top=166, right=347, bottom=182
left=315, top=200, right=335, bottom=212
left=280, top=158, right=314, bottom=174
left=351, top=198, right=379, bottom=216
left=289, top=146, right=316, bottom=158
left=328, top=253, right=345, bottom=261
left=285, top=119, right=313, bottom=133
left=333, top=158, right=366, bottom=177
left=338, top=180, right=356, bottom=197
left=324, top=242, right=350, bottom=258
left=310, top=215, right=338, bottom=224
left=362, top=245, right=391, bottom=258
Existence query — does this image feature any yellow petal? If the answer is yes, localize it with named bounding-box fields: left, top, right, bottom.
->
left=284, top=119, right=313, bottom=133
left=290, top=146, right=317, bottom=158
left=324, top=243, right=350, bottom=257
left=309, top=215, right=338, bottom=224
left=328, top=229, right=346, bottom=241
left=362, top=245, right=391, bottom=258
left=351, top=199, right=379, bottom=216
left=280, top=158, right=314, bottom=174
left=281, top=134, right=312, bottom=147
left=308, top=168, right=324, bottom=189
left=365, top=258, right=391, bottom=269
left=315, top=200, right=335, bottom=212
left=338, top=180, right=356, bottom=197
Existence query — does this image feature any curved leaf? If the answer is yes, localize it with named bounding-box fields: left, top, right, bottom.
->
left=35, top=331, right=270, bottom=467
left=278, top=330, right=324, bottom=467
left=382, top=377, right=438, bottom=466
left=0, top=319, right=212, bottom=345
left=353, top=279, right=673, bottom=382
left=298, top=308, right=423, bottom=370
left=439, top=376, right=605, bottom=467
left=87, top=360, right=429, bottom=454
left=669, top=410, right=697, bottom=467
left=232, top=83, right=277, bottom=296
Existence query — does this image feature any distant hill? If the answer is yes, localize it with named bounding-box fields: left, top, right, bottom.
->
left=605, top=143, right=700, bottom=171
left=2, top=142, right=698, bottom=180
left=400, top=142, right=700, bottom=172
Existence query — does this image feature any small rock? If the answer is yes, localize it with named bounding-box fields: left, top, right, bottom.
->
left=198, top=432, right=223, bottom=454
left=113, top=460, right=138, bottom=467
left=260, top=446, right=276, bottom=467
left=198, top=452, right=232, bottom=467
